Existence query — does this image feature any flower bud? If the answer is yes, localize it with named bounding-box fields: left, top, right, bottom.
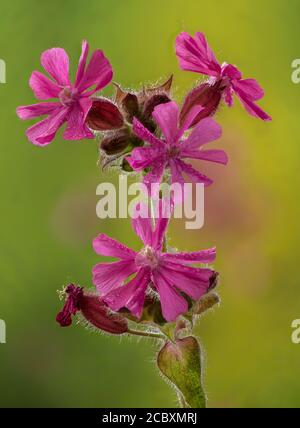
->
left=56, top=284, right=128, bottom=335
left=87, top=99, right=124, bottom=131
left=142, top=93, right=171, bottom=120
left=101, top=129, right=131, bottom=155
left=192, top=292, right=220, bottom=315
left=121, top=93, right=139, bottom=123
left=114, top=77, right=174, bottom=132
left=143, top=75, right=173, bottom=96
left=179, top=82, right=222, bottom=128
left=209, top=271, right=219, bottom=290
left=101, top=128, right=142, bottom=156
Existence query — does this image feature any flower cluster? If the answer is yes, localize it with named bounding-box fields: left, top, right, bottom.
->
left=17, top=32, right=271, bottom=407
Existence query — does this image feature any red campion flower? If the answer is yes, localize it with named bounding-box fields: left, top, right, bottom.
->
left=176, top=31, right=271, bottom=125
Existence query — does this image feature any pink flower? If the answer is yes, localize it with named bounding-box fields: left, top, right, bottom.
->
left=92, top=207, right=218, bottom=322
left=176, top=32, right=271, bottom=121
left=127, top=101, right=228, bottom=187
left=17, top=40, right=113, bottom=145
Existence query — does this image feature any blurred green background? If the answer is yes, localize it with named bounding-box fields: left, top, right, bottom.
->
left=0, top=0, right=300, bottom=408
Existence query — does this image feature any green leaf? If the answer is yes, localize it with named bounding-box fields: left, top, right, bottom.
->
left=157, top=336, right=206, bottom=408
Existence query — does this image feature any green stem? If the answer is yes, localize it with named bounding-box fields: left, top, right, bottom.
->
left=127, top=328, right=165, bottom=340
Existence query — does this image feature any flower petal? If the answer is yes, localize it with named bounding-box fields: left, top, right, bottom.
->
left=175, top=32, right=221, bottom=77
left=233, top=87, right=272, bottom=121
left=93, top=233, right=136, bottom=260
left=181, top=148, right=228, bottom=165
left=150, top=199, right=173, bottom=251
left=152, top=216, right=170, bottom=252
left=158, top=262, right=215, bottom=301
left=29, top=71, right=61, bottom=100
left=152, top=270, right=188, bottom=322
left=152, top=101, right=179, bottom=144
left=162, top=247, right=216, bottom=264
left=143, top=160, right=166, bottom=190
left=26, top=106, right=69, bottom=146
left=63, top=100, right=94, bottom=140
left=92, top=260, right=137, bottom=294
left=127, top=146, right=165, bottom=171
left=233, top=78, right=264, bottom=101
left=169, top=159, right=184, bottom=185
left=181, top=117, right=222, bottom=150
left=175, top=159, right=213, bottom=186
left=132, top=117, right=164, bottom=147
left=77, top=50, right=113, bottom=94
left=41, top=48, right=70, bottom=86
left=16, top=102, right=60, bottom=120
left=224, top=87, right=234, bottom=107
left=75, top=40, right=89, bottom=87
left=104, top=268, right=150, bottom=318
left=131, top=206, right=153, bottom=247
left=222, top=63, right=242, bottom=80
left=178, top=105, right=204, bottom=137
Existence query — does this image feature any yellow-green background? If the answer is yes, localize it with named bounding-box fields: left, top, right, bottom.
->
left=0, top=0, right=299, bottom=408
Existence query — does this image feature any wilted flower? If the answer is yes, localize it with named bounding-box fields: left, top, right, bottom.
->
left=127, top=101, right=228, bottom=187
left=56, top=284, right=128, bottom=335
left=92, top=204, right=218, bottom=322
left=176, top=32, right=271, bottom=123
left=17, top=40, right=113, bottom=145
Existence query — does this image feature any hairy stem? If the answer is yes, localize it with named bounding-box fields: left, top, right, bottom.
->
left=127, top=328, right=165, bottom=340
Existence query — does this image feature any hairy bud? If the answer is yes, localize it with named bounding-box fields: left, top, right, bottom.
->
left=142, top=94, right=171, bottom=122
left=192, top=292, right=220, bottom=315
left=179, top=82, right=222, bottom=128
left=121, top=93, right=139, bottom=123
left=114, top=76, right=174, bottom=132
left=101, top=129, right=131, bottom=155
left=87, top=99, right=124, bottom=131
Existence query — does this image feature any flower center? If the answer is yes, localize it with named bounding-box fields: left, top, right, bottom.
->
left=135, top=246, right=160, bottom=269
left=168, top=145, right=181, bottom=159
left=59, top=86, right=78, bottom=106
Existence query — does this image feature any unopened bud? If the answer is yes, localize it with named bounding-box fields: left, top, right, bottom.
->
left=142, top=93, right=171, bottom=119
left=87, top=99, right=124, bottom=131
left=209, top=271, right=219, bottom=290
left=121, top=93, right=139, bottom=123
left=101, top=129, right=131, bottom=155
left=192, top=292, right=220, bottom=315
left=145, top=75, right=173, bottom=96
left=179, top=82, right=222, bottom=128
